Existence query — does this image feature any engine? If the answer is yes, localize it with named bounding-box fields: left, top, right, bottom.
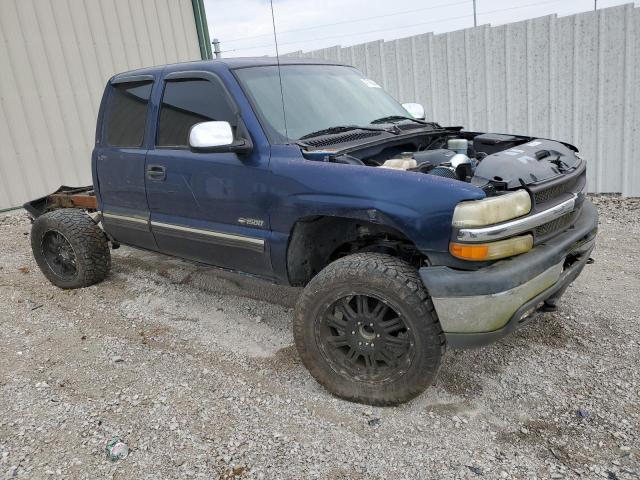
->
left=367, top=134, right=581, bottom=195
left=309, top=131, right=581, bottom=195
left=377, top=138, right=476, bottom=182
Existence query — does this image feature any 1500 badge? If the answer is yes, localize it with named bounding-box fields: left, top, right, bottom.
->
left=237, top=217, right=265, bottom=227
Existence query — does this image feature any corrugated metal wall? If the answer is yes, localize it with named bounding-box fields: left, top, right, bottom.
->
left=0, top=0, right=202, bottom=210
left=288, top=4, right=640, bottom=197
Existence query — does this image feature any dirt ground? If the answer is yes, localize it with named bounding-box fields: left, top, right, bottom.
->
left=1, top=195, right=638, bottom=480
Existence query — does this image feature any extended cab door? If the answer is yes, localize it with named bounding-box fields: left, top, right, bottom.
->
left=94, top=76, right=156, bottom=250
left=145, top=71, right=272, bottom=277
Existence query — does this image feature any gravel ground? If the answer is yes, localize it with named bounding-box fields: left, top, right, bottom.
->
left=1, top=195, right=638, bottom=480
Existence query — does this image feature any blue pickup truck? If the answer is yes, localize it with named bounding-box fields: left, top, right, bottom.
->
left=26, top=57, right=597, bottom=405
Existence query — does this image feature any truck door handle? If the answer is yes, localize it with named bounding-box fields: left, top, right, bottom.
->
left=146, top=165, right=166, bottom=181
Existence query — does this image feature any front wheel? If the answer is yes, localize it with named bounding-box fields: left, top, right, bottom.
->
left=293, top=253, right=444, bottom=406
left=31, top=209, right=111, bottom=289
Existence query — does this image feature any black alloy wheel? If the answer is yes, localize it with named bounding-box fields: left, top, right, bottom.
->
left=42, top=230, right=78, bottom=279
left=316, top=294, right=415, bottom=384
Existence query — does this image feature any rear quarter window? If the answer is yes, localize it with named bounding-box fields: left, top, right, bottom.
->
left=104, top=81, right=153, bottom=147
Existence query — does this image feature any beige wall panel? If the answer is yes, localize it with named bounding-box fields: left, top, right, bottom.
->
left=0, top=0, right=201, bottom=210
left=299, top=4, right=640, bottom=196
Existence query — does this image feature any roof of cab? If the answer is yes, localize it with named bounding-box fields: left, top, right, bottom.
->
left=217, top=56, right=346, bottom=69
left=109, top=57, right=348, bottom=82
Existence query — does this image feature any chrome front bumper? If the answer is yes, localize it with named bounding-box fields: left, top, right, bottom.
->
left=419, top=200, right=598, bottom=348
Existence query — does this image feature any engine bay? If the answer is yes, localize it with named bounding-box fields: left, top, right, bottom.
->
left=302, top=130, right=582, bottom=196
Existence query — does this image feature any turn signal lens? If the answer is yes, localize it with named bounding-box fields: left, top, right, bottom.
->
left=450, top=234, right=533, bottom=261
left=452, top=190, right=532, bottom=228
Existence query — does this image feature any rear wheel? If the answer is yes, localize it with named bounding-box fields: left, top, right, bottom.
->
left=31, top=209, right=111, bottom=289
left=294, top=253, right=444, bottom=405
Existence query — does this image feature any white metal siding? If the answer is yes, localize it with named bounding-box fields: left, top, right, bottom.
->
left=0, top=0, right=201, bottom=210
left=289, top=4, right=640, bottom=196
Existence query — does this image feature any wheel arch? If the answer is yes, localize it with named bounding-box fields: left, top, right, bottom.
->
left=285, top=214, right=426, bottom=286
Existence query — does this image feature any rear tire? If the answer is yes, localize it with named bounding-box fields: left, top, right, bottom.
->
left=294, top=253, right=444, bottom=406
left=31, top=209, right=111, bottom=289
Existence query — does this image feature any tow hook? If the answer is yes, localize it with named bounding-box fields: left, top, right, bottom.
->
left=586, top=257, right=595, bottom=264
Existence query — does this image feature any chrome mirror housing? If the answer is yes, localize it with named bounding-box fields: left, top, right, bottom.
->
left=402, top=102, right=426, bottom=120
left=189, top=121, right=234, bottom=149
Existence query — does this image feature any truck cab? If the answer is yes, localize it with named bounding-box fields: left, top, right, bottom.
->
left=27, top=58, right=598, bottom=405
left=93, top=59, right=486, bottom=284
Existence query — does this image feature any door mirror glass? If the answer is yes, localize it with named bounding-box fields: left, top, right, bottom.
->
left=189, top=121, right=234, bottom=149
left=402, top=102, right=425, bottom=120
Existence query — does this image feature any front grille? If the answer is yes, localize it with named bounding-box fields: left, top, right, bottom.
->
left=533, top=175, right=581, bottom=204
left=303, top=131, right=380, bottom=148
left=534, top=211, right=575, bottom=238
left=528, top=164, right=586, bottom=243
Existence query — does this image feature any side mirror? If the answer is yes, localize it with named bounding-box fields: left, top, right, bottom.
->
left=402, top=102, right=426, bottom=120
left=189, top=121, right=252, bottom=155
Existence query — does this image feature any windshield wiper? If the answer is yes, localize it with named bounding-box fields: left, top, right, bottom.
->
left=299, top=125, right=387, bottom=140
left=370, top=115, right=426, bottom=125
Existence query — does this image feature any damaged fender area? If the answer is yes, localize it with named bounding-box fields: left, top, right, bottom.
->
left=285, top=213, right=424, bottom=286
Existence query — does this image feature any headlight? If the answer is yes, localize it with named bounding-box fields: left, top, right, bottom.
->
left=452, top=190, right=531, bottom=228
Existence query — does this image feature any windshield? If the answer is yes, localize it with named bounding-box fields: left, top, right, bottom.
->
left=234, top=64, right=412, bottom=142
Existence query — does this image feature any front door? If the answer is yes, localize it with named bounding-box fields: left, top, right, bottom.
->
left=95, top=77, right=156, bottom=250
left=145, top=73, right=272, bottom=277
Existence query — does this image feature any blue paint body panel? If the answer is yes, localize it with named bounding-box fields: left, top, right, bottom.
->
left=92, top=59, right=485, bottom=285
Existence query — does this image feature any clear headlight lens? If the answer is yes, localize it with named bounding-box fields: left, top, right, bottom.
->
left=452, top=190, right=532, bottom=228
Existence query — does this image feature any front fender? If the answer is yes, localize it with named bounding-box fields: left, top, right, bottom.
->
left=284, top=191, right=421, bottom=235
left=268, top=145, right=485, bottom=254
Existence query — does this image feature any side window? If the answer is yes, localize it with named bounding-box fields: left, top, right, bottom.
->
left=104, top=81, right=153, bottom=147
left=157, top=78, right=237, bottom=147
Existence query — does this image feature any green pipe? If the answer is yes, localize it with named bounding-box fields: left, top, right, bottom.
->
left=192, top=0, right=212, bottom=60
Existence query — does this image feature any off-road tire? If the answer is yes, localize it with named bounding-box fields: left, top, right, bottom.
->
left=294, top=253, right=444, bottom=406
left=31, top=209, right=111, bottom=289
